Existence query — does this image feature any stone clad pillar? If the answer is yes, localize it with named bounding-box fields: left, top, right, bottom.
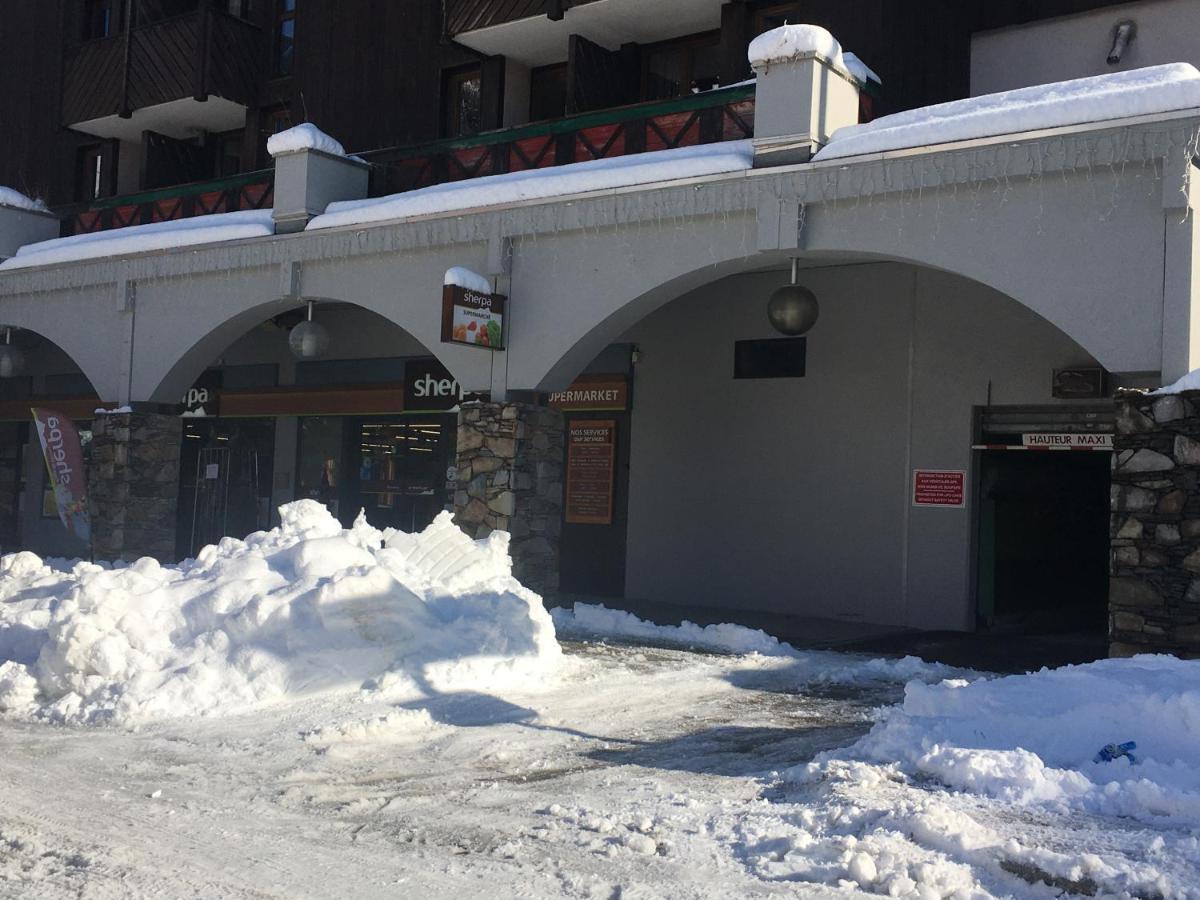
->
left=1110, top=391, right=1200, bottom=657
left=453, top=402, right=564, bottom=599
left=88, top=411, right=182, bottom=562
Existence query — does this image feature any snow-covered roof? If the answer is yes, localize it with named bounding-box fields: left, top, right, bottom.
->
left=815, top=63, right=1200, bottom=162
left=267, top=123, right=346, bottom=158
left=843, top=52, right=881, bottom=86
left=307, top=140, right=754, bottom=231
left=0, top=210, right=275, bottom=271
left=0, top=187, right=48, bottom=214
left=748, top=24, right=844, bottom=71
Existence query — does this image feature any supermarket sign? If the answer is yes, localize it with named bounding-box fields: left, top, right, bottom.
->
left=441, top=284, right=506, bottom=350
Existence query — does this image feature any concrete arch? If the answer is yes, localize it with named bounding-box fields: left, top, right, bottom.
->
left=0, top=291, right=125, bottom=402
left=130, top=257, right=495, bottom=404
left=506, top=180, right=1164, bottom=391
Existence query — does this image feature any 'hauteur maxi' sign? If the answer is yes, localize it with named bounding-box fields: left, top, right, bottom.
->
left=441, top=284, right=506, bottom=350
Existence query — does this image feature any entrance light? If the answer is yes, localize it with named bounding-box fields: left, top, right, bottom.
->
left=0, top=327, right=24, bottom=377
left=767, top=259, right=819, bottom=336
left=289, top=300, right=330, bottom=359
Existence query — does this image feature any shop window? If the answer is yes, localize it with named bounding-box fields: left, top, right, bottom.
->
left=443, top=65, right=483, bottom=138
left=733, top=337, right=807, bottom=379
left=83, top=0, right=123, bottom=40
left=75, top=143, right=111, bottom=202
left=529, top=63, right=567, bottom=122
left=274, top=0, right=296, bottom=76
left=641, top=33, right=721, bottom=100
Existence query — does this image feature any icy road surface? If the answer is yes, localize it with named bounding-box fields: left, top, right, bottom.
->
left=0, top=640, right=1190, bottom=899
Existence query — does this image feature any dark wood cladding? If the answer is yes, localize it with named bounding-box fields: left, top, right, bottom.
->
left=62, top=7, right=262, bottom=126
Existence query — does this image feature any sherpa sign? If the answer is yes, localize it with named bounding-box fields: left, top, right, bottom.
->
left=441, top=284, right=506, bottom=349
left=403, top=358, right=462, bottom=412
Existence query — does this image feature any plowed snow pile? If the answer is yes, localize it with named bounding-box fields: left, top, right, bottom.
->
left=796, top=655, right=1200, bottom=826
left=0, top=501, right=560, bottom=724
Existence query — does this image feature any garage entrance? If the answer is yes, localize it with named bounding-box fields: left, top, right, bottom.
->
left=974, top=407, right=1112, bottom=633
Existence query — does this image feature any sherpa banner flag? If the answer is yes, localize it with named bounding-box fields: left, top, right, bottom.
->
left=31, top=408, right=91, bottom=543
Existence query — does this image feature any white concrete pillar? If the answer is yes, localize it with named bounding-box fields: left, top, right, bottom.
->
left=269, top=125, right=369, bottom=234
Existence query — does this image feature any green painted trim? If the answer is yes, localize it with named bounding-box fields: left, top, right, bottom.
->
left=63, top=169, right=274, bottom=215
left=361, top=85, right=756, bottom=161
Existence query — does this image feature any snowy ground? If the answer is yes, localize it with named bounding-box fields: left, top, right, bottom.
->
left=2, top=635, right=1193, bottom=899
left=2, top=507, right=1196, bottom=897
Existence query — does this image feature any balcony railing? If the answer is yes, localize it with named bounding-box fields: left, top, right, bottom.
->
left=358, top=83, right=756, bottom=198
left=57, top=84, right=755, bottom=236
left=63, top=4, right=262, bottom=127
left=61, top=169, right=273, bottom=236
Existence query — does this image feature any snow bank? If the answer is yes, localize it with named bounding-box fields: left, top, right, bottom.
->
left=748, top=24, right=844, bottom=71
left=308, top=141, right=753, bottom=231
left=815, top=63, right=1200, bottom=162
left=0, top=502, right=560, bottom=724
left=267, top=123, right=346, bottom=158
left=552, top=602, right=970, bottom=689
left=800, top=655, right=1200, bottom=827
left=0, top=210, right=275, bottom=271
left=552, top=602, right=792, bottom=656
left=1152, top=367, right=1200, bottom=394
left=444, top=266, right=491, bottom=294
left=0, top=187, right=47, bottom=213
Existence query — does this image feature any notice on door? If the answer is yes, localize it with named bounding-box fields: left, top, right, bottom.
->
left=913, top=469, right=966, bottom=508
left=565, top=420, right=617, bottom=525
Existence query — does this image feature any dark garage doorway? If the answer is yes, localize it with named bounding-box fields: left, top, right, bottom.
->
left=976, top=450, right=1110, bottom=633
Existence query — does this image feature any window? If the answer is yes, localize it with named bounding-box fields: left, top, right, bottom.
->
left=529, top=64, right=567, bottom=122
left=75, top=144, right=109, bottom=202
left=82, top=0, right=122, bottom=40
left=753, top=3, right=802, bottom=35
left=733, top=338, right=807, bottom=379
left=274, top=0, right=296, bottom=76
left=442, top=65, right=482, bottom=138
left=215, top=130, right=244, bottom=177
left=641, top=33, right=721, bottom=100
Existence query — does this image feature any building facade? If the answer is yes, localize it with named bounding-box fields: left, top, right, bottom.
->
left=2, top=0, right=1200, bottom=648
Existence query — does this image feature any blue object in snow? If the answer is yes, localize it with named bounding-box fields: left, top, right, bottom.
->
left=1093, top=741, right=1137, bottom=764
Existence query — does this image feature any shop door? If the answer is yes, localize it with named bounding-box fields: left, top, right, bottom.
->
left=976, top=451, right=1110, bottom=632
left=178, top=418, right=275, bottom=558
left=0, top=423, right=26, bottom=552
left=349, top=416, right=455, bottom=533
left=559, top=411, right=631, bottom=598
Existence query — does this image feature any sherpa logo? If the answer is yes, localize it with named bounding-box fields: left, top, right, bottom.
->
left=412, top=373, right=460, bottom=399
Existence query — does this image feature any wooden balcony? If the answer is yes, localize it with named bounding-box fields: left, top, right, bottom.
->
left=63, top=3, right=262, bottom=135
left=360, top=84, right=755, bottom=199
left=61, top=169, right=273, bottom=236
left=57, top=85, right=752, bottom=237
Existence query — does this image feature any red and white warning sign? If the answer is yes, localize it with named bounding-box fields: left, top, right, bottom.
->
left=912, top=470, right=966, bottom=508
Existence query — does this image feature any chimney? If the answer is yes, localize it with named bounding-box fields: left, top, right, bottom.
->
left=0, top=197, right=60, bottom=262
left=749, top=24, right=862, bottom=167
left=268, top=124, right=369, bottom=234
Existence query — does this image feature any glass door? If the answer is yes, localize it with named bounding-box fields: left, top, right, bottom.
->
left=353, top=417, right=455, bottom=533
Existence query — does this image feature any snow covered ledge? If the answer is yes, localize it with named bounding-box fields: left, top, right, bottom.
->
left=269, top=124, right=369, bottom=234
left=0, top=189, right=59, bottom=262
left=749, top=24, right=861, bottom=167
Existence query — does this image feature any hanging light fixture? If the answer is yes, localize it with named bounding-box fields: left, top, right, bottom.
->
left=288, top=300, right=330, bottom=359
left=767, top=259, right=819, bottom=336
left=0, top=328, right=24, bottom=378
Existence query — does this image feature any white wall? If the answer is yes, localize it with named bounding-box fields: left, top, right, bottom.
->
left=971, top=0, right=1200, bottom=96
left=620, top=263, right=1100, bottom=630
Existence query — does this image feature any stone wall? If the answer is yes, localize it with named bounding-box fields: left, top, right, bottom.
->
left=453, top=401, right=564, bottom=598
left=1110, top=391, right=1200, bottom=657
left=89, top=411, right=181, bottom=562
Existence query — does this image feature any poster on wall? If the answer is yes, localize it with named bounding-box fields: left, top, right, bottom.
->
left=565, top=420, right=617, bottom=525
left=441, top=284, right=506, bottom=349
left=31, top=408, right=91, bottom=542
